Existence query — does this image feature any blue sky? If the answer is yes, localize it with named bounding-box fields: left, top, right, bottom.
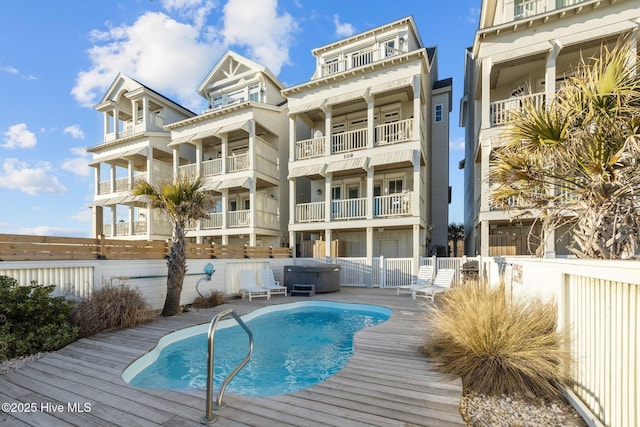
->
left=0, top=0, right=479, bottom=237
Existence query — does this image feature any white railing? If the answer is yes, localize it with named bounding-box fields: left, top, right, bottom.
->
left=133, top=173, right=147, bottom=185
left=374, top=257, right=414, bottom=287
left=490, top=92, right=545, bottom=126
left=295, top=136, right=325, bottom=160
left=102, top=224, right=112, bottom=237
left=332, top=128, right=368, bottom=153
left=114, top=177, right=129, bottom=192
left=374, top=193, right=412, bottom=217
left=228, top=209, right=250, bottom=227
left=254, top=193, right=279, bottom=229
left=227, top=152, right=250, bottom=172
left=133, top=220, right=147, bottom=235
left=321, top=45, right=402, bottom=76
left=331, top=198, right=367, bottom=220
left=202, top=158, right=223, bottom=176
left=115, top=222, right=129, bottom=236
left=201, top=212, right=222, bottom=229
left=375, top=119, right=414, bottom=145
left=98, top=181, right=110, bottom=195
left=178, top=163, right=198, bottom=180
left=296, top=201, right=325, bottom=222
left=334, top=258, right=368, bottom=286
left=514, top=0, right=544, bottom=19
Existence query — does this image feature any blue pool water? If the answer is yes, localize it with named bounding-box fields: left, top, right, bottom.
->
left=123, top=301, right=391, bottom=396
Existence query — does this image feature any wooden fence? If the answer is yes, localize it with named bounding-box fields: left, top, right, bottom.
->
left=0, top=234, right=291, bottom=261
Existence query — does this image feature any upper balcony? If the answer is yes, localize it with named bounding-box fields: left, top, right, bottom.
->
left=319, top=45, right=404, bottom=78
left=295, top=192, right=414, bottom=223
left=489, top=92, right=545, bottom=127
left=501, top=0, right=587, bottom=25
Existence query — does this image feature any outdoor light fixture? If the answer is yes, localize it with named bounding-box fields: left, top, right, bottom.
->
left=317, top=189, right=322, bottom=195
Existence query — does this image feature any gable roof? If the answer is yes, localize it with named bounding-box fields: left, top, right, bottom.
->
left=94, top=72, right=195, bottom=116
left=196, top=50, right=284, bottom=97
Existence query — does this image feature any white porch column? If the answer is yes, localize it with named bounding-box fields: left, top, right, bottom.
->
left=110, top=164, right=116, bottom=193
left=544, top=229, right=556, bottom=258
left=172, top=148, right=179, bottom=180
left=247, top=119, right=255, bottom=169
left=111, top=207, right=117, bottom=237
left=249, top=178, right=256, bottom=245
left=146, top=148, right=154, bottom=185
left=481, top=57, right=493, bottom=129
left=103, top=112, right=109, bottom=137
left=221, top=134, right=228, bottom=174
left=366, top=93, right=374, bottom=149
left=94, top=164, right=101, bottom=196
left=412, top=75, right=421, bottom=143
left=412, top=149, right=421, bottom=215
left=325, top=228, right=332, bottom=259
left=545, top=40, right=563, bottom=106
left=323, top=106, right=332, bottom=156
left=147, top=202, right=154, bottom=235
left=366, top=167, right=374, bottom=220
left=289, top=177, right=296, bottom=226
left=112, top=108, right=119, bottom=139
left=195, top=140, right=203, bottom=176
left=289, top=231, right=297, bottom=258
left=366, top=227, right=373, bottom=287
left=627, top=24, right=639, bottom=77
left=480, top=140, right=491, bottom=212
left=324, top=173, right=332, bottom=223
left=221, top=189, right=228, bottom=230
left=480, top=220, right=489, bottom=257
left=128, top=159, right=134, bottom=190
left=142, top=96, right=149, bottom=126
left=289, top=115, right=296, bottom=162
left=128, top=205, right=134, bottom=236
left=131, top=99, right=138, bottom=131
left=412, top=224, right=420, bottom=274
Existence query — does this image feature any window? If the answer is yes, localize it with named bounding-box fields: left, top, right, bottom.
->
left=325, top=57, right=340, bottom=74
left=331, top=186, right=342, bottom=200
left=435, top=104, right=443, bottom=123
left=383, top=39, right=396, bottom=57
left=212, top=95, right=223, bottom=109
left=227, top=89, right=245, bottom=104
left=389, top=178, right=403, bottom=194
left=249, top=84, right=260, bottom=101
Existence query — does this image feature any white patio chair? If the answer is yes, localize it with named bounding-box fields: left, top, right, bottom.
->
left=412, top=268, right=456, bottom=301
left=258, top=268, right=287, bottom=297
left=397, top=265, right=434, bottom=296
left=238, top=270, right=270, bottom=301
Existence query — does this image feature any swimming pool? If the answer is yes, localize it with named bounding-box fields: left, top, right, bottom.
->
left=123, top=301, right=391, bottom=396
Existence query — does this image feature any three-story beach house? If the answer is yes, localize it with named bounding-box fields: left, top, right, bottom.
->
left=461, top=0, right=640, bottom=256
left=283, top=16, right=452, bottom=268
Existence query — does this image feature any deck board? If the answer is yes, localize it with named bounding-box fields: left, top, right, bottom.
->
left=0, top=288, right=464, bottom=426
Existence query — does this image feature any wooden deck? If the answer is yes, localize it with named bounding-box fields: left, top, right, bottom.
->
left=0, top=288, right=464, bottom=426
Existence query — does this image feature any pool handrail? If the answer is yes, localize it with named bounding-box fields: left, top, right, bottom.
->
left=201, top=308, right=254, bottom=425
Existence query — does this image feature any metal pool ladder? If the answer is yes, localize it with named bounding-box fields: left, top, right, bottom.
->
left=201, top=308, right=254, bottom=425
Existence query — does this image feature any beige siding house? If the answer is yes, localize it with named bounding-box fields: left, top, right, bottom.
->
left=283, top=16, right=451, bottom=269
left=461, top=0, right=640, bottom=256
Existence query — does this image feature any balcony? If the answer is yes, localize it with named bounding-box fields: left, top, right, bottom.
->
left=294, top=192, right=414, bottom=223
left=98, top=172, right=149, bottom=195
left=375, top=119, right=413, bottom=146
left=333, top=129, right=368, bottom=154
left=490, top=92, right=545, bottom=127
left=228, top=209, right=251, bottom=227
left=503, top=0, right=587, bottom=24
left=322, top=46, right=402, bottom=77
left=296, top=136, right=325, bottom=160
left=178, top=137, right=277, bottom=181
left=103, top=219, right=171, bottom=237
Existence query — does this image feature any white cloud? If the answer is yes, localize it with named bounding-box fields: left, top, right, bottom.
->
left=72, top=11, right=223, bottom=110
left=468, top=8, right=481, bottom=25
left=70, top=205, right=93, bottom=223
left=2, top=123, right=37, bottom=149
left=0, top=159, right=66, bottom=195
left=64, top=125, right=85, bottom=139
left=1, top=65, right=18, bottom=74
left=61, top=147, right=92, bottom=177
left=221, top=0, right=298, bottom=74
left=450, top=137, right=465, bottom=151
left=333, top=14, right=355, bottom=38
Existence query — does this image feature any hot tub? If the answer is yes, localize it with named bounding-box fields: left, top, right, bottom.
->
left=283, top=264, right=341, bottom=293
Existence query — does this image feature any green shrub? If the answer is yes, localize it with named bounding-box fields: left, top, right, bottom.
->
left=191, top=290, right=226, bottom=309
left=0, top=275, right=78, bottom=361
left=71, top=283, right=151, bottom=337
left=421, top=282, right=572, bottom=401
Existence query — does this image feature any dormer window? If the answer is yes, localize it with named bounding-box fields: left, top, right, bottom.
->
left=212, top=95, right=223, bottom=109
left=227, top=89, right=245, bottom=105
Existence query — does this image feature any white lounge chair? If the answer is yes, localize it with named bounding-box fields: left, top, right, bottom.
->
left=397, top=265, right=434, bottom=296
left=258, top=268, right=287, bottom=297
left=412, top=268, right=456, bottom=301
left=238, top=270, right=270, bottom=301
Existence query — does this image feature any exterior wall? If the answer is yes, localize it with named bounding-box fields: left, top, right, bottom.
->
left=430, top=87, right=451, bottom=252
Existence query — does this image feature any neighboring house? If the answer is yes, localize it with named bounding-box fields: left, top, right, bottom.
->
left=460, top=0, right=640, bottom=256
left=88, top=16, right=451, bottom=268
left=88, top=74, right=196, bottom=240
left=282, top=16, right=451, bottom=269
left=165, top=51, right=289, bottom=247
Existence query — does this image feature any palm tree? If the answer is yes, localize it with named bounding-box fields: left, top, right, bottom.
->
left=133, top=177, right=210, bottom=316
left=490, top=38, right=640, bottom=259
left=448, top=223, right=464, bottom=257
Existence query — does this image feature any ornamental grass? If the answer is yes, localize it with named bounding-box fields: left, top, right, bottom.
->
left=191, top=290, right=227, bottom=309
left=421, top=282, right=572, bottom=401
left=72, top=282, right=151, bottom=338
